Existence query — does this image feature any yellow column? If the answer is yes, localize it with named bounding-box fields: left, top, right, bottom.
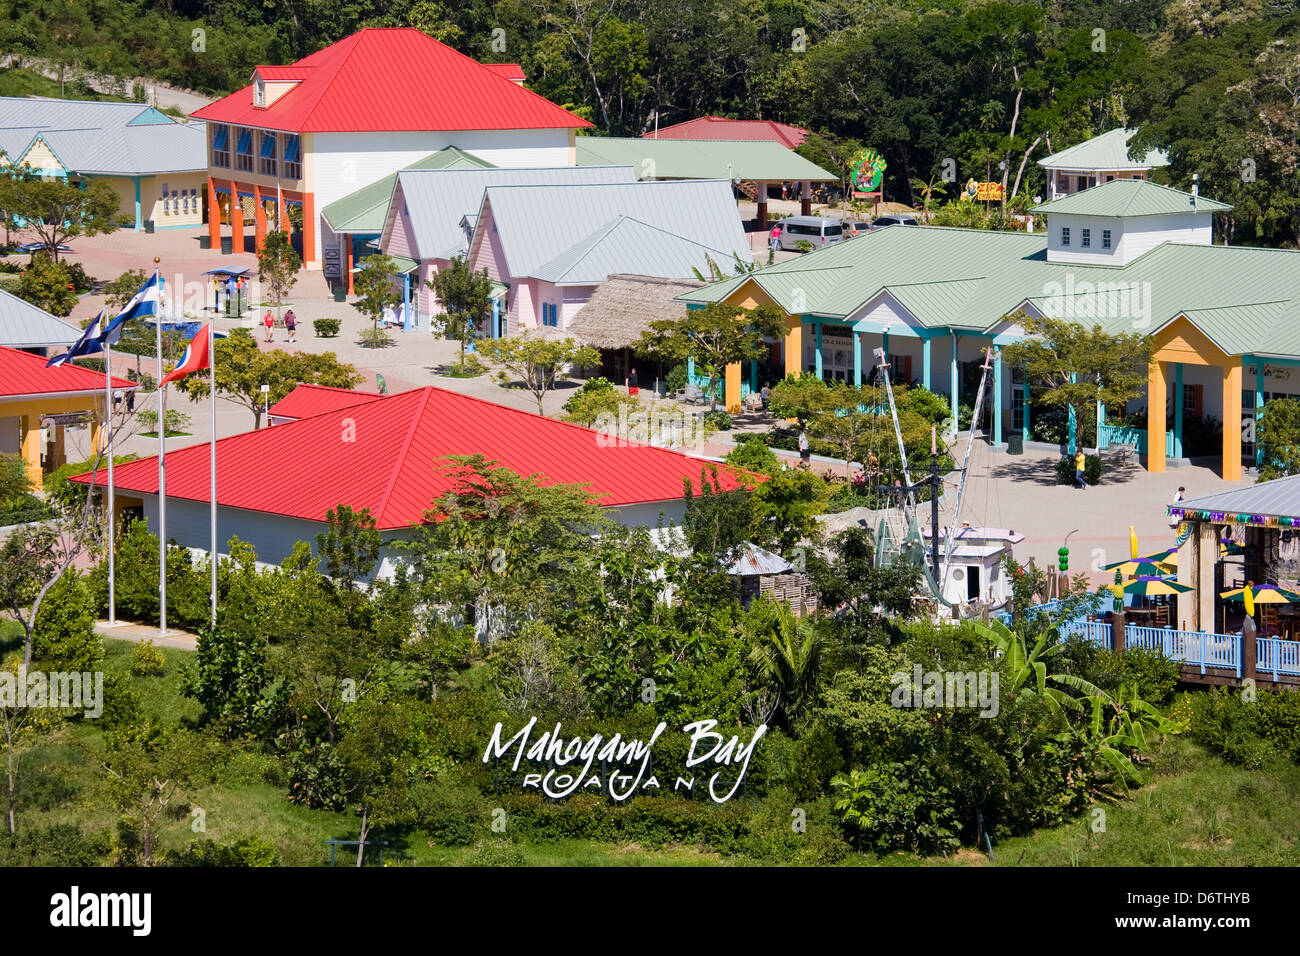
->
left=20, top=414, right=41, bottom=491
left=1147, top=360, right=1166, bottom=473
left=725, top=361, right=742, bottom=414
left=1222, top=361, right=1242, bottom=482
left=784, top=315, right=802, bottom=379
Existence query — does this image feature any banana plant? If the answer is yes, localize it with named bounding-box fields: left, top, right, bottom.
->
left=970, top=618, right=1098, bottom=712
left=1078, top=682, right=1180, bottom=788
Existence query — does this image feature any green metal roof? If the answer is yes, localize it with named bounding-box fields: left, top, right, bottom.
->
left=1037, top=128, right=1168, bottom=171
left=1030, top=179, right=1231, bottom=218
left=575, top=136, right=836, bottom=182
left=321, top=146, right=494, bottom=234
left=676, top=222, right=1300, bottom=357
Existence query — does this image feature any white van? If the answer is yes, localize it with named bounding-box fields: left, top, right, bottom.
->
left=777, top=216, right=844, bottom=251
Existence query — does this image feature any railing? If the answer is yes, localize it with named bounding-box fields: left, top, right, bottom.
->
left=1126, top=625, right=1240, bottom=677
left=1097, top=423, right=1174, bottom=456
left=1258, top=637, right=1300, bottom=678
left=1060, top=619, right=1111, bottom=647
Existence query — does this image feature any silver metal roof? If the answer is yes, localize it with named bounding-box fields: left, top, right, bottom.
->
left=0, top=290, right=82, bottom=348
left=727, top=541, right=793, bottom=576
left=478, top=179, right=752, bottom=280
left=1174, top=476, right=1300, bottom=521
left=385, top=166, right=636, bottom=263
left=532, top=216, right=746, bottom=284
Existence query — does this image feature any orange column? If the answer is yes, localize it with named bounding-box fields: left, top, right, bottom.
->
left=1147, top=359, right=1167, bottom=473
left=207, top=177, right=220, bottom=249
left=253, top=183, right=266, bottom=252
left=345, top=234, right=354, bottom=295
left=301, top=191, right=315, bottom=265
left=229, top=181, right=244, bottom=254
left=1222, top=362, right=1242, bottom=482
left=279, top=192, right=289, bottom=236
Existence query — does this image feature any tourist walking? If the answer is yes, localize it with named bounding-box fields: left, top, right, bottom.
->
left=1074, top=448, right=1088, bottom=489
left=284, top=309, right=297, bottom=343
left=627, top=368, right=639, bottom=397
left=798, top=428, right=811, bottom=467
left=769, top=224, right=781, bottom=255
left=263, top=309, right=274, bottom=343
left=1169, top=486, right=1185, bottom=527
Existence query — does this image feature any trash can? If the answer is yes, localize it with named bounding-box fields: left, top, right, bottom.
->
left=333, top=286, right=347, bottom=303
left=220, top=236, right=233, bottom=255
left=199, top=235, right=211, bottom=250
left=1007, top=433, right=1024, bottom=455
left=143, top=220, right=155, bottom=234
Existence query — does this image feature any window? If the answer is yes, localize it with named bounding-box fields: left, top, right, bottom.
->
left=258, top=131, right=278, bottom=176
left=161, top=182, right=169, bottom=213
left=211, top=124, right=230, bottom=168
left=823, top=224, right=843, bottom=236
left=254, top=79, right=265, bottom=107
left=542, top=303, right=558, bottom=327
left=234, top=128, right=253, bottom=172
left=966, top=565, right=981, bottom=602
left=1081, top=228, right=1091, bottom=248
left=1102, top=229, right=1112, bottom=250
left=1060, top=227, right=1070, bottom=246
left=282, top=134, right=301, bottom=180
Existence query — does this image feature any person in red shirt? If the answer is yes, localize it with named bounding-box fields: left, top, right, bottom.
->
left=263, top=310, right=274, bottom=343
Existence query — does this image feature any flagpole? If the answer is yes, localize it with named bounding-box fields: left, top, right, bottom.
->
left=155, top=270, right=167, bottom=637
left=209, top=319, right=217, bottom=627
left=104, top=340, right=115, bottom=626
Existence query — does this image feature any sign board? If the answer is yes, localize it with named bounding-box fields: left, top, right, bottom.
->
left=961, top=178, right=1005, bottom=201
left=41, top=412, right=91, bottom=428
left=323, top=245, right=342, bottom=280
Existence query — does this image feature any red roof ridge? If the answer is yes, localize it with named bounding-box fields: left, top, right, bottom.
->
left=371, top=387, right=434, bottom=526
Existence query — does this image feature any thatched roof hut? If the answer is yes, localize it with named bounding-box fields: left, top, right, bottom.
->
left=565, top=274, right=704, bottom=349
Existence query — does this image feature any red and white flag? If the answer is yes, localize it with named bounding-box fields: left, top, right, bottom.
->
left=160, top=323, right=212, bottom=387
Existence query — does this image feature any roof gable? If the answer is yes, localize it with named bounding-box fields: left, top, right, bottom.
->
left=190, top=28, right=591, bottom=133
left=531, top=216, right=745, bottom=284
left=321, top=146, right=496, bottom=234
left=1031, top=178, right=1231, bottom=217
left=0, top=344, right=135, bottom=397
left=1038, top=127, right=1169, bottom=171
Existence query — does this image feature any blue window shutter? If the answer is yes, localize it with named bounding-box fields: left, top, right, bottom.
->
left=213, top=125, right=229, bottom=150
left=284, top=135, right=300, bottom=162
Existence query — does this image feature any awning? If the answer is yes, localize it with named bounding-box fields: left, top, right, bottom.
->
left=202, top=267, right=252, bottom=278
left=350, top=256, right=418, bottom=275
left=489, top=281, right=509, bottom=300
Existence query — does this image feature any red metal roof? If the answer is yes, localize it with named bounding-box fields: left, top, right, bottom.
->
left=253, top=65, right=315, bottom=80
left=72, top=385, right=744, bottom=529
left=642, top=116, right=810, bottom=149
left=193, top=29, right=590, bottom=133
left=267, top=383, right=385, bottom=420
left=0, top=347, right=135, bottom=398
left=482, top=63, right=526, bottom=82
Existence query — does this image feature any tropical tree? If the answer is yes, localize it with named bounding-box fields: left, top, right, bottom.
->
left=15, top=254, right=78, bottom=316
left=1002, top=314, right=1154, bottom=454
left=909, top=174, right=948, bottom=223
left=256, top=229, right=300, bottom=321
left=176, top=328, right=362, bottom=428
left=745, top=597, right=822, bottom=727
left=351, top=254, right=399, bottom=347
left=5, top=177, right=119, bottom=261
left=634, top=302, right=784, bottom=410
left=1258, top=396, right=1300, bottom=480
left=484, top=333, right=599, bottom=414
left=426, top=256, right=494, bottom=361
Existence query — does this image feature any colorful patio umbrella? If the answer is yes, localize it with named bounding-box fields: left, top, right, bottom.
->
left=1111, top=576, right=1196, bottom=597
left=1158, top=542, right=1241, bottom=567
left=1102, top=558, right=1175, bottom=576
left=1219, top=584, right=1300, bottom=604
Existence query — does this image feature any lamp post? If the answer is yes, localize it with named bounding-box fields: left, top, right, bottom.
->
left=260, top=383, right=270, bottom=428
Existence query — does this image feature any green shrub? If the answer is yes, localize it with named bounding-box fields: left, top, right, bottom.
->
left=163, top=836, right=278, bottom=867
left=357, top=327, right=393, bottom=349
left=313, top=318, right=341, bottom=337
left=442, top=356, right=487, bottom=378
left=704, top=409, right=732, bottom=431
left=831, top=761, right=962, bottom=855
left=1184, top=687, right=1300, bottom=767
left=0, top=824, right=110, bottom=866
left=408, top=776, right=489, bottom=846
left=665, top=364, right=688, bottom=392
left=739, top=790, right=850, bottom=864
left=725, top=434, right=780, bottom=476
left=284, top=739, right=350, bottom=811
left=130, top=639, right=165, bottom=676
left=32, top=571, right=103, bottom=672
left=491, top=793, right=750, bottom=850
left=457, top=838, right=528, bottom=867
left=44, top=453, right=141, bottom=515
left=1055, top=453, right=1102, bottom=485
left=0, top=493, right=55, bottom=525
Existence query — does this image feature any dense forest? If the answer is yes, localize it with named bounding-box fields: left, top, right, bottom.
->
left=5, top=0, right=1300, bottom=241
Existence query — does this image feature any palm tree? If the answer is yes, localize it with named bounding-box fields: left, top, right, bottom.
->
left=746, top=598, right=822, bottom=725
left=909, top=175, right=948, bottom=224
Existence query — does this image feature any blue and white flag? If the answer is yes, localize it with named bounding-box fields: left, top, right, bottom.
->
left=100, top=271, right=162, bottom=345
left=46, top=310, right=106, bottom=367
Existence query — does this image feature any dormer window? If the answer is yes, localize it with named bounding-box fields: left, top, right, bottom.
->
left=1102, top=229, right=1112, bottom=249
left=1061, top=227, right=1070, bottom=247
left=254, top=78, right=265, bottom=107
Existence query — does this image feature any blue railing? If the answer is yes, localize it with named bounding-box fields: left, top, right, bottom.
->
left=1258, top=637, right=1300, bottom=678
left=1097, top=423, right=1174, bottom=456
left=1126, top=625, right=1241, bottom=677
left=1060, top=619, right=1111, bottom=647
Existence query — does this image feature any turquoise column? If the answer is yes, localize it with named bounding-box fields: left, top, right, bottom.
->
left=1173, top=362, right=1184, bottom=458
left=1067, top=372, right=1077, bottom=455
left=922, top=336, right=931, bottom=390
left=853, top=331, right=862, bottom=386
left=881, top=329, right=890, bottom=366
left=491, top=298, right=500, bottom=338
left=1021, top=375, right=1030, bottom=443
left=133, top=177, right=142, bottom=231
left=949, top=332, right=958, bottom=429
left=992, top=349, right=1003, bottom=446
left=814, top=322, right=823, bottom=380
left=1256, top=359, right=1265, bottom=466
left=687, top=356, right=695, bottom=384
left=1097, top=400, right=1106, bottom=447
left=402, top=273, right=412, bottom=332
